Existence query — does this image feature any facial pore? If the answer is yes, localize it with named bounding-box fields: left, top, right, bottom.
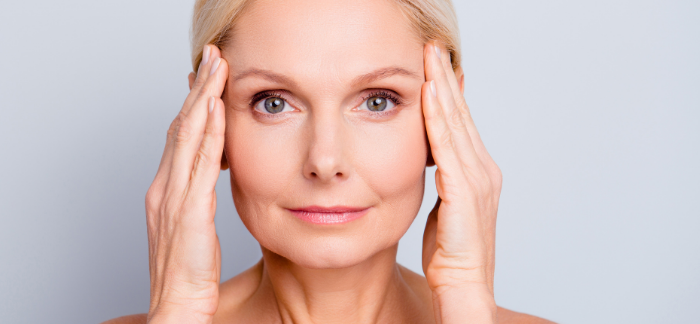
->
left=221, top=0, right=429, bottom=268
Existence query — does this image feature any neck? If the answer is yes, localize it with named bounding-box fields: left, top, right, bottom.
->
left=256, top=244, right=421, bottom=324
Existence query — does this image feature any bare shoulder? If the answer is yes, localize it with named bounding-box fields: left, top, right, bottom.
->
left=397, top=264, right=432, bottom=293
left=397, top=264, right=555, bottom=324
left=497, top=307, right=557, bottom=324
left=101, top=314, right=147, bottom=324
left=215, top=259, right=265, bottom=318
left=397, top=264, right=433, bottom=305
left=101, top=260, right=264, bottom=324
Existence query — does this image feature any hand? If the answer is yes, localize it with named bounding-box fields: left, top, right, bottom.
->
left=144, top=44, right=229, bottom=324
left=420, top=42, right=502, bottom=323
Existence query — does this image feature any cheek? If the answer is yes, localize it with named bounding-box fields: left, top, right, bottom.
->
left=354, top=109, right=428, bottom=208
left=224, top=114, right=300, bottom=211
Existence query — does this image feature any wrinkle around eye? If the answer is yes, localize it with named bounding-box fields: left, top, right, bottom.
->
left=226, top=75, right=422, bottom=117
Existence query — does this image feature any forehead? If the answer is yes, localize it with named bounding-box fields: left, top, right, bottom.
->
left=225, top=0, right=424, bottom=85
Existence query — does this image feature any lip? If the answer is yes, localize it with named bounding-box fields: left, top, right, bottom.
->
left=287, top=205, right=370, bottom=224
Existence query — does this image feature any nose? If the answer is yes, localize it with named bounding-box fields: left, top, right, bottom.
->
left=302, top=112, right=351, bottom=184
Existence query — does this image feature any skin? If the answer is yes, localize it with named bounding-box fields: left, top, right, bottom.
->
left=104, top=0, right=555, bottom=323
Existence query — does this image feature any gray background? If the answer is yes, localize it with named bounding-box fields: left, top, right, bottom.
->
left=0, top=0, right=697, bottom=323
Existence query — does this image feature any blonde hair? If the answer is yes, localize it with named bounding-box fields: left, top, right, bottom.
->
left=190, top=0, right=461, bottom=73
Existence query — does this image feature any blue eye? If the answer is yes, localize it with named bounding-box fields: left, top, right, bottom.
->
left=361, top=94, right=397, bottom=112
left=254, top=96, right=292, bottom=114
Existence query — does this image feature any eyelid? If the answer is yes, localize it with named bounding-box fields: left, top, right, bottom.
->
left=249, top=88, right=403, bottom=117
left=355, top=89, right=402, bottom=112
left=250, top=90, right=298, bottom=116
left=249, top=90, right=286, bottom=107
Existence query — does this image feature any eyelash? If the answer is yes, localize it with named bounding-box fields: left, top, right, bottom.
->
left=249, top=90, right=287, bottom=120
left=359, top=90, right=402, bottom=117
left=249, top=90, right=283, bottom=107
left=248, top=89, right=403, bottom=119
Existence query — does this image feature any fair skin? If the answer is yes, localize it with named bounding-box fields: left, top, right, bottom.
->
left=105, top=0, right=554, bottom=323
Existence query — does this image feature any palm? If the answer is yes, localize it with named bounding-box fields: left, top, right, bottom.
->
left=419, top=42, right=502, bottom=294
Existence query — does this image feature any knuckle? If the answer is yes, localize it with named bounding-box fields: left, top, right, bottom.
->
left=193, top=143, right=218, bottom=176
left=145, top=185, right=158, bottom=206
left=204, top=119, right=224, bottom=138
left=199, top=130, right=218, bottom=159
left=193, top=74, right=207, bottom=89
left=168, top=112, right=185, bottom=140
left=145, top=186, right=162, bottom=216
left=465, top=167, right=490, bottom=195
left=174, top=119, right=194, bottom=145
left=481, top=172, right=493, bottom=193
left=424, top=102, right=443, bottom=120
left=166, top=127, right=175, bottom=140
left=459, top=102, right=472, bottom=118
left=448, top=108, right=465, bottom=129
left=198, top=84, right=211, bottom=97
left=166, top=121, right=178, bottom=139
left=439, top=130, right=453, bottom=148
left=195, top=149, right=211, bottom=168
left=490, top=164, right=503, bottom=191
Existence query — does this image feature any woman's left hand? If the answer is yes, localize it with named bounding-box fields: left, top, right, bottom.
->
left=420, top=42, right=503, bottom=323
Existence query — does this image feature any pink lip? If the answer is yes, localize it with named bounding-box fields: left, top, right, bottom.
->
left=287, top=205, right=370, bottom=224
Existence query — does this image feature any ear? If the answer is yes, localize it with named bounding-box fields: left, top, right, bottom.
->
left=221, top=151, right=229, bottom=170
left=454, top=66, right=465, bottom=94
left=426, top=134, right=435, bottom=167
left=188, top=72, right=196, bottom=90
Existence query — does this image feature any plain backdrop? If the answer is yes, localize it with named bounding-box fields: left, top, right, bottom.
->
left=1, top=0, right=698, bottom=323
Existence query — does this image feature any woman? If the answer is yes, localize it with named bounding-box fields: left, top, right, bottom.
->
left=107, top=0, right=553, bottom=323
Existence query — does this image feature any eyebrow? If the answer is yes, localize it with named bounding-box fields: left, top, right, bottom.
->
left=232, top=66, right=421, bottom=88
left=351, top=66, right=421, bottom=86
left=233, top=69, right=299, bottom=88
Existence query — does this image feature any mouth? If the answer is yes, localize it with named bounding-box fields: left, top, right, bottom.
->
left=286, top=205, right=370, bottom=225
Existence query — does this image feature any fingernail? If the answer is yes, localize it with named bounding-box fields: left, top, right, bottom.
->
left=209, top=97, right=215, bottom=113
left=434, top=44, right=441, bottom=60
left=430, top=80, right=436, bottom=97
left=202, top=45, right=211, bottom=65
left=210, top=57, right=221, bottom=76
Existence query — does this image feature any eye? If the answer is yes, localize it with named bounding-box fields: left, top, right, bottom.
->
left=254, top=96, right=293, bottom=114
left=361, top=95, right=397, bottom=113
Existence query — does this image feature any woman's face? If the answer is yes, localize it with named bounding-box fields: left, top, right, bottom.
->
left=221, top=0, right=428, bottom=268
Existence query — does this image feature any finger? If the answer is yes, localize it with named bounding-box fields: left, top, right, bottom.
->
left=425, top=43, right=483, bottom=174
left=434, top=42, right=474, bottom=131
left=182, top=45, right=220, bottom=113
left=426, top=42, right=464, bottom=130
left=434, top=44, right=499, bottom=177
left=148, top=115, right=180, bottom=198
left=421, top=80, right=466, bottom=200
left=167, top=57, right=229, bottom=193
left=167, top=45, right=221, bottom=166
left=436, top=43, right=466, bottom=110
left=152, top=45, right=222, bottom=186
left=188, top=96, right=226, bottom=197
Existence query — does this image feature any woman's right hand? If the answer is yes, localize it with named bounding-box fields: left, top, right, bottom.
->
left=144, top=44, right=229, bottom=324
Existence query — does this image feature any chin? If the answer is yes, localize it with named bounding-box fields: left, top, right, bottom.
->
left=259, top=228, right=402, bottom=270
left=284, top=238, right=398, bottom=269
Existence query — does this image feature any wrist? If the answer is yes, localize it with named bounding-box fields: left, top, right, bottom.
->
left=425, top=263, right=490, bottom=293
left=431, top=283, right=497, bottom=324
left=147, top=282, right=219, bottom=324
left=147, top=304, right=214, bottom=324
